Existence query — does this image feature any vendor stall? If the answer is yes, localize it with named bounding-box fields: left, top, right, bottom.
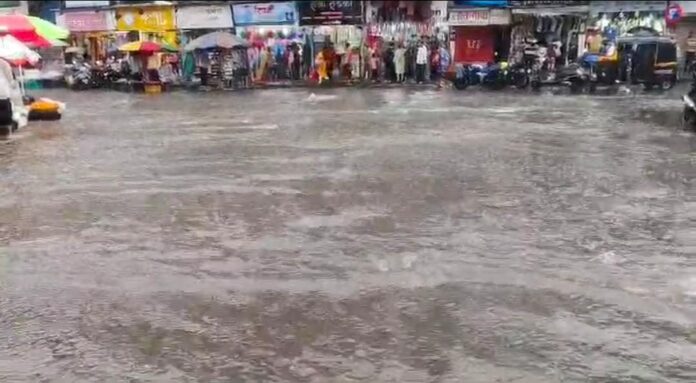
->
left=509, top=0, right=589, bottom=66
left=185, top=31, right=250, bottom=89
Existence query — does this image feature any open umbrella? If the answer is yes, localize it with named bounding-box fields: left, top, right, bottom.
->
left=119, top=41, right=177, bottom=54
left=184, top=31, right=248, bottom=51
left=0, top=34, right=40, bottom=66
left=0, top=34, right=40, bottom=96
left=0, top=15, right=69, bottom=48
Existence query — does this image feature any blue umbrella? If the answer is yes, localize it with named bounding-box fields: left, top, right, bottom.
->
left=184, top=31, right=248, bottom=51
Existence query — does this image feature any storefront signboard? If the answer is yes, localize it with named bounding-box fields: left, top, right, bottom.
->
left=297, top=1, right=362, bottom=26
left=61, top=10, right=110, bottom=32
left=115, top=6, right=175, bottom=32
left=232, top=2, right=296, bottom=26
left=64, top=1, right=110, bottom=9
left=448, top=8, right=510, bottom=26
left=589, top=1, right=666, bottom=15
left=176, top=4, right=233, bottom=30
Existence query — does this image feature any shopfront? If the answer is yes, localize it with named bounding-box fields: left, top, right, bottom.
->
left=298, top=1, right=363, bottom=80
left=114, top=5, right=177, bottom=46
left=509, top=0, right=589, bottom=65
left=449, top=8, right=511, bottom=64
left=58, top=9, right=117, bottom=62
left=233, top=2, right=303, bottom=82
left=176, top=3, right=234, bottom=44
left=365, top=1, right=435, bottom=46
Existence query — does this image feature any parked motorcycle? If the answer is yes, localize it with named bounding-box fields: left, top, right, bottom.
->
left=453, top=62, right=510, bottom=90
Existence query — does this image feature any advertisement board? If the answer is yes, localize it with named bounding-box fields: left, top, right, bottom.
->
left=297, top=1, right=362, bottom=26
left=232, top=2, right=296, bottom=26
left=177, top=4, right=233, bottom=30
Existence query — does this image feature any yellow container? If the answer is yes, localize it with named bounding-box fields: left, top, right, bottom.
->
left=144, top=83, right=162, bottom=94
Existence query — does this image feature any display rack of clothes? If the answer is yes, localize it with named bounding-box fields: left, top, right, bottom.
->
left=509, top=14, right=584, bottom=66
left=208, top=51, right=222, bottom=88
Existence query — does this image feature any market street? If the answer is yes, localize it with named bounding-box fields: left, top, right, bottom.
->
left=0, top=88, right=695, bottom=382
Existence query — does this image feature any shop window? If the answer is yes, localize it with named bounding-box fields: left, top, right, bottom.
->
left=127, top=31, right=139, bottom=42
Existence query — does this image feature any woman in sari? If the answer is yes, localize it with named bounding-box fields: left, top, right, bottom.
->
left=315, top=50, right=328, bottom=84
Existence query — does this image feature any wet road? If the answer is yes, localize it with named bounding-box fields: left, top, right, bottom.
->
left=0, top=88, right=695, bottom=382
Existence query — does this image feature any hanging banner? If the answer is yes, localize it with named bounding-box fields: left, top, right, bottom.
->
left=297, top=1, right=362, bottom=26
left=64, top=1, right=110, bottom=8
left=115, top=6, right=175, bottom=32
left=448, top=8, right=510, bottom=26
left=232, top=2, right=297, bottom=26
left=61, top=10, right=110, bottom=32
left=176, top=5, right=233, bottom=30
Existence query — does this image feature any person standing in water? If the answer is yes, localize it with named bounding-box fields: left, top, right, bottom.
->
left=416, top=41, right=428, bottom=84
left=394, top=43, right=406, bottom=83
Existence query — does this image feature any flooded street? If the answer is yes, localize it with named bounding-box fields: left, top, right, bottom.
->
left=0, top=87, right=695, bottom=382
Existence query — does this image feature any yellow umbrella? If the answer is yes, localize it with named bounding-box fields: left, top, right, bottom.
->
left=119, top=41, right=177, bottom=54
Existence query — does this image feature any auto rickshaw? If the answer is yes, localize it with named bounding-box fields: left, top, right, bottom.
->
left=617, top=35, right=677, bottom=90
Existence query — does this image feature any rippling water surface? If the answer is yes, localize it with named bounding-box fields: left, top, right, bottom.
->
left=0, top=88, right=695, bottom=382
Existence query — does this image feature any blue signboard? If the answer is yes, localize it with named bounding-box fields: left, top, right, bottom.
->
left=232, top=2, right=297, bottom=26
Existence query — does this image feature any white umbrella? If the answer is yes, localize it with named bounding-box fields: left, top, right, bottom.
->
left=0, top=34, right=40, bottom=66
left=0, top=34, right=40, bottom=96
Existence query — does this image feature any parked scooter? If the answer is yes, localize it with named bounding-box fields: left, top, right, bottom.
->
left=65, top=62, right=96, bottom=90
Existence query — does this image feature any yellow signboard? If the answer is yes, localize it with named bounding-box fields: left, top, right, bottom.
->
left=115, top=6, right=175, bottom=33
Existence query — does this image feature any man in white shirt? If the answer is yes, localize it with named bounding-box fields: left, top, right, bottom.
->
left=416, top=41, right=428, bottom=84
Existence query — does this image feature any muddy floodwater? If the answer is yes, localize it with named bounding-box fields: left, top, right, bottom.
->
left=0, top=88, right=695, bottom=382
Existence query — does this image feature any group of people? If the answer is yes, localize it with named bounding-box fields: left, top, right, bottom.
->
left=314, top=39, right=451, bottom=85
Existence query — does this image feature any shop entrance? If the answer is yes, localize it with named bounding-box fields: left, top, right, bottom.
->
left=454, top=26, right=508, bottom=64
